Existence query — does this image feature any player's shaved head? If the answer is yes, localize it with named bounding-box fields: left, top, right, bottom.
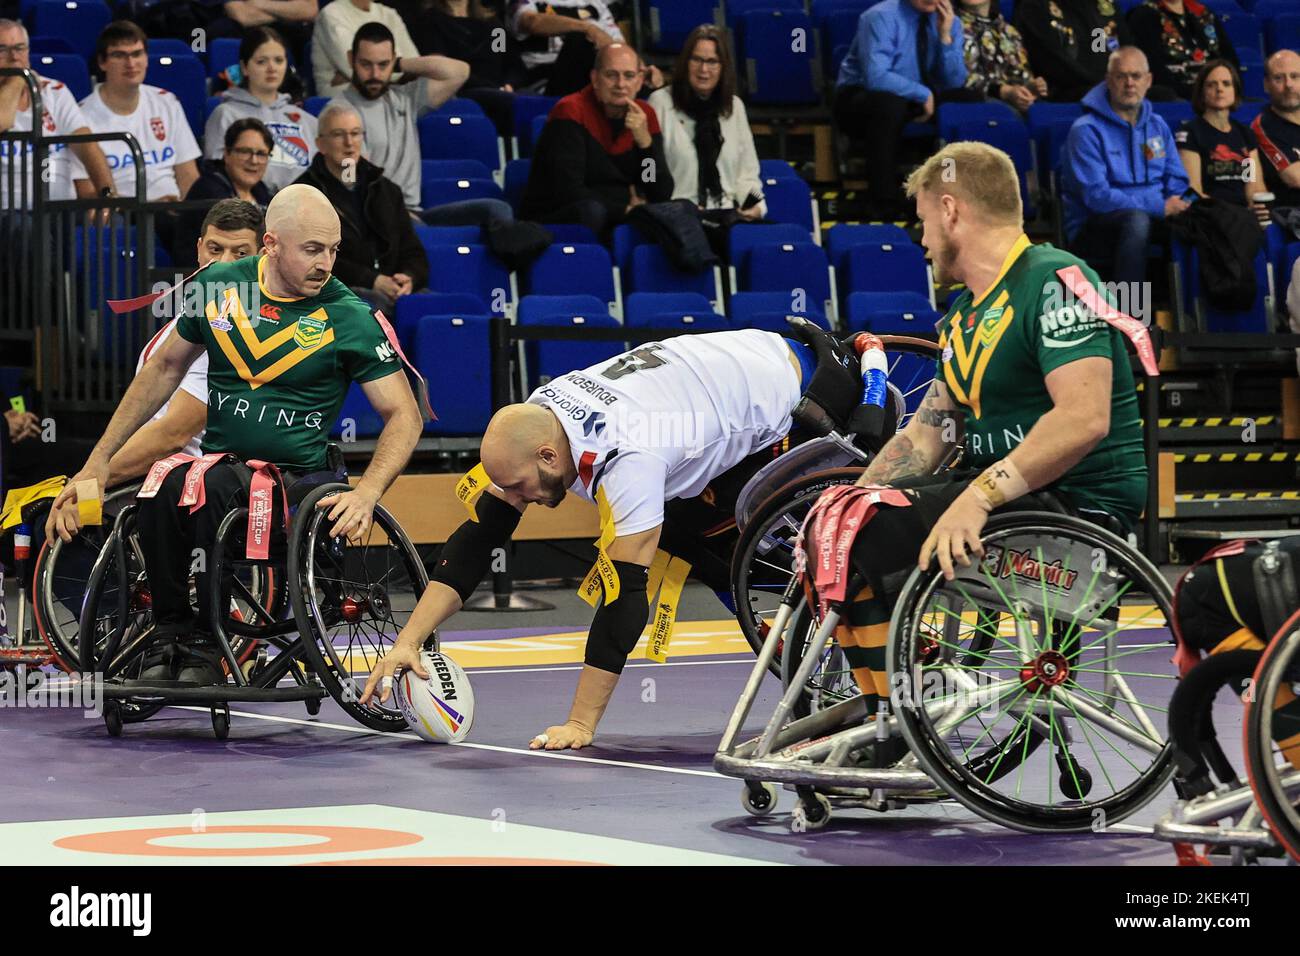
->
left=481, top=404, right=572, bottom=508
left=261, top=184, right=340, bottom=298
left=265, top=183, right=338, bottom=239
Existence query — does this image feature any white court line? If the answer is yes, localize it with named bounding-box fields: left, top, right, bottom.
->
left=171, top=706, right=728, bottom=779
left=467, top=658, right=753, bottom=675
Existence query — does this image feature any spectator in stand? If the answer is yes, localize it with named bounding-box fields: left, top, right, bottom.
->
left=648, top=25, right=765, bottom=224
left=295, top=103, right=428, bottom=311
left=958, top=0, right=1048, bottom=113
left=1128, top=0, right=1236, bottom=101
left=214, top=0, right=320, bottom=71
left=1015, top=0, right=1132, bottom=102
left=1176, top=60, right=1269, bottom=221
left=1251, top=50, right=1300, bottom=210
left=0, top=19, right=115, bottom=208
left=72, top=20, right=201, bottom=201
left=174, top=118, right=274, bottom=265
left=508, top=0, right=662, bottom=98
left=399, top=0, right=529, bottom=135
left=205, top=27, right=317, bottom=194
left=1061, top=46, right=1191, bottom=286
left=326, top=21, right=470, bottom=215
left=313, top=0, right=419, bottom=98
left=521, top=43, right=674, bottom=239
left=833, top=0, right=980, bottom=221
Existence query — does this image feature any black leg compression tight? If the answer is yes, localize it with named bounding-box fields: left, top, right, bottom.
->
left=430, top=493, right=523, bottom=602
left=584, top=561, right=650, bottom=674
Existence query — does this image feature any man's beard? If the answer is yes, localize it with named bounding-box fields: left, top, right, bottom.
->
left=353, top=74, right=388, bottom=101
left=538, top=468, right=568, bottom=508
left=931, top=240, right=957, bottom=287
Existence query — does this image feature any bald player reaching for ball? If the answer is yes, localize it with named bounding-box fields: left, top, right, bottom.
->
left=360, top=324, right=886, bottom=749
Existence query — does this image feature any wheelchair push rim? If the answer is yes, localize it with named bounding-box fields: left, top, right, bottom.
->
left=288, top=483, right=428, bottom=732
left=889, top=513, right=1176, bottom=832
left=1243, top=608, right=1300, bottom=862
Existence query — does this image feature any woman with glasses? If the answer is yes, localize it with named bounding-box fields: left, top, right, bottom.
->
left=647, top=25, right=765, bottom=230
left=204, top=26, right=317, bottom=193
left=174, top=118, right=273, bottom=264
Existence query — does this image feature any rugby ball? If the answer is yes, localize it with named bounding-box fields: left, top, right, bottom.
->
left=394, top=650, right=475, bottom=743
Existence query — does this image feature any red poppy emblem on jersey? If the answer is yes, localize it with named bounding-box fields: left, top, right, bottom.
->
left=287, top=111, right=300, bottom=122
left=150, top=116, right=166, bottom=141
left=43, top=110, right=56, bottom=132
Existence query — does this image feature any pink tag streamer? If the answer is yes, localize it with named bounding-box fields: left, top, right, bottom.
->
left=1054, top=265, right=1160, bottom=378
left=795, top=484, right=911, bottom=615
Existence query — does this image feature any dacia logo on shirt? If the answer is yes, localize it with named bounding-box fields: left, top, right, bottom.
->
left=294, top=315, right=327, bottom=350
left=374, top=340, right=397, bottom=363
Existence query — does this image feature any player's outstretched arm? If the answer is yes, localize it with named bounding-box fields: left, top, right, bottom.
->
left=530, top=524, right=662, bottom=751
left=859, top=379, right=961, bottom=486
left=46, top=331, right=205, bottom=542
left=106, top=390, right=207, bottom=487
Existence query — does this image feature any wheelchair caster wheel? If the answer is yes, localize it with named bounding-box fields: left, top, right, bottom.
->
left=1058, top=762, right=1093, bottom=800
left=211, top=704, right=230, bottom=740
left=741, top=781, right=778, bottom=817
left=305, top=696, right=321, bottom=716
left=104, top=701, right=123, bottom=738
left=791, top=793, right=831, bottom=832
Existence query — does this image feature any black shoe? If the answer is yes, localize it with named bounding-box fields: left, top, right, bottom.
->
left=175, top=635, right=227, bottom=686
left=138, top=635, right=179, bottom=683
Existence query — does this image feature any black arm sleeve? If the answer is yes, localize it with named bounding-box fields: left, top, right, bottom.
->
left=583, top=560, right=651, bottom=674
left=430, top=492, right=523, bottom=602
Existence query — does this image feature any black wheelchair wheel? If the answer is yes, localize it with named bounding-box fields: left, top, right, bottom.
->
left=1243, top=609, right=1300, bottom=862
left=1167, top=649, right=1259, bottom=797
left=288, top=483, right=428, bottom=732
left=890, top=513, right=1176, bottom=833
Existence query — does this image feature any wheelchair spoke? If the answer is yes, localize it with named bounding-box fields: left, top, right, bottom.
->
left=1054, top=686, right=1148, bottom=778
left=948, top=581, right=1026, bottom=657
left=1063, top=681, right=1170, bottom=716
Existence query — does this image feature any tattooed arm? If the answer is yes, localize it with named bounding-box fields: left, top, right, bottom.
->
left=858, top=379, right=962, bottom=486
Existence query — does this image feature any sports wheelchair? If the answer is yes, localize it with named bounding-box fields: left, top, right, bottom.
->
left=718, top=348, right=1178, bottom=834
left=1152, top=543, right=1300, bottom=864
left=54, top=447, right=428, bottom=739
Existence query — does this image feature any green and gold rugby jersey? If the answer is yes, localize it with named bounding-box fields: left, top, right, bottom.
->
left=175, top=255, right=401, bottom=471
left=937, top=235, right=1146, bottom=526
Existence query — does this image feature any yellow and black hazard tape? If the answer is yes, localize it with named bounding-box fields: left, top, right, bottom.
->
left=1157, top=416, right=1275, bottom=428
left=1176, top=490, right=1300, bottom=501
left=1172, top=451, right=1300, bottom=463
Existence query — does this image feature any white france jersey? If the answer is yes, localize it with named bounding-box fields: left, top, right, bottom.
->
left=136, top=318, right=208, bottom=458
left=72, top=85, right=201, bottom=199
left=526, top=329, right=801, bottom=536
left=0, top=77, right=87, bottom=207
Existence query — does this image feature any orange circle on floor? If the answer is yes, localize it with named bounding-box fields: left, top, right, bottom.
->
left=54, top=826, right=422, bottom=857
left=306, top=857, right=606, bottom=866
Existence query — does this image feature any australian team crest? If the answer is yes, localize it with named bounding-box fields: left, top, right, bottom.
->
left=150, top=116, right=166, bottom=141
left=294, top=315, right=326, bottom=350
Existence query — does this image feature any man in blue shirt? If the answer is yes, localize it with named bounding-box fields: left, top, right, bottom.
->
left=1060, top=46, right=1190, bottom=286
left=833, top=0, right=981, bottom=220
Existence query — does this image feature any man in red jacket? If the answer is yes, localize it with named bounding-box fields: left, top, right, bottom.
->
left=520, top=43, right=675, bottom=240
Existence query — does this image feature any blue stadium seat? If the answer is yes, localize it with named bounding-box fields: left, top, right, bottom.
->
left=546, top=224, right=602, bottom=244
left=204, top=94, right=221, bottom=123
left=823, top=10, right=865, bottom=76
left=416, top=225, right=485, bottom=251
left=845, top=291, right=941, bottom=334
left=740, top=10, right=820, bottom=105
left=417, top=113, right=502, bottom=175
left=759, top=159, right=800, bottom=180
left=420, top=175, right=504, bottom=209
left=304, top=95, right=330, bottom=117
left=420, top=158, right=494, bottom=181
left=727, top=0, right=801, bottom=29
left=503, top=157, right=530, bottom=212
left=758, top=176, right=817, bottom=237
left=522, top=243, right=618, bottom=316
left=627, top=244, right=723, bottom=310
left=34, top=53, right=90, bottom=102
left=1232, top=101, right=1264, bottom=125
left=741, top=242, right=834, bottom=320
left=394, top=290, right=487, bottom=349
left=1026, top=101, right=1083, bottom=172
left=530, top=112, right=548, bottom=153
left=951, top=118, right=1035, bottom=216
left=1203, top=248, right=1271, bottom=333
left=728, top=291, right=829, bottom=331
left=936, top=100, right=1019, bottom=142
left=612, top=222, right=653, bottom=275
left=1266, top=13, right=1300, bottom=53
left=29, top=36, right=74, bottom=55
left=1201, top=0, right=1244, bottom=13
left=811, top=0, right=881, bottom=22
left=422, top=244, right=512, bottom=316
left=31, top=1, right=111, bottom=62
left=1252, top=0, right=1295, bottom=22
left=825, top=223, right=912, bottom=272
left=727, top=223, right=809, bottom=291
left=332, top=382, right=385, bottom=439
left=625, top=292, right=727, bottom=329
left=646, top=0, right=722, bottom=52
left=1237, top=60, right=1267, bottom=99
left=417, top=313, right=494, bottom=435
left=433, top=97, right=485, bottom=117
left=843, top=242, right=933, bottom=304
left=518, top=295, right=623, bottom=386
left=148, top=38, right=195, bottom=60
left=207, top=37, right=241, bottom=78
left=1220, top=11, right=1264, bottom=58
left=1151, top=101, right=1195, bottom=128
left=146, top=54, right=207, bottom=137
left=511, top=94, right=559, bottom=157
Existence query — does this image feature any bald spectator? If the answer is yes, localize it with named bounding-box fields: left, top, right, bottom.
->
left=1061, top=46, right=1190, bottom=286
left=1251, top=50, right=1300, bottom=211
left=521, top=43, right=674, bottom=240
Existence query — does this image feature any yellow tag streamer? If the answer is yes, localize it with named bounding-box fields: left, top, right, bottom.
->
left=75, top=479, right=103, bottom=527
left=646, top=555, right=691, bottom=663
left=577, top=487, right=620, bottom=606
left=9, top=396, right=25, bottom=414
left=455, top=462, right=490, bottom=521
left=0, top=476, right=66, bottom=531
